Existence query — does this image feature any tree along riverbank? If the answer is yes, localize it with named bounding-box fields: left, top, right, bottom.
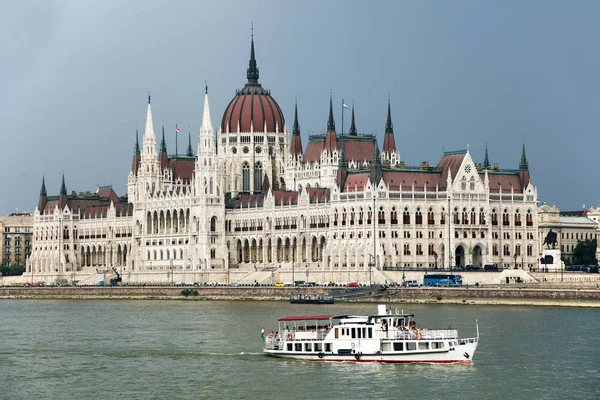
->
left=1, top=286, right=600, bottom=307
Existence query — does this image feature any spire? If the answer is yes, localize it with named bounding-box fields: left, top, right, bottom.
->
left=519, top=143, right=528, bottom=170
left=262, top=174, right=270, bottom=193
left=201, top=88, right=213, bottom=137
left=483, top=144, right=490, bottom=169
left=60, top=174, right=67, bottom=196
left=290, top=99, right=303, bottom=157
left=186, top=132, right=193, bottom=156
left=383, top=99, right=397, bottom=154
left=327, top=94, right=335, bottom=132
left=144, top=94, right=155, bottom=139
left=339, top=142, right=347, bottom=168
left=385, top=100, right=393, bottom=134
left=160, top=125, right=167, bottom=153
left=134, top=129, right=140, bottom=156
left=370, top=140, right=383, bottom=185
left=348, top=104, right=357, bottom=136
left=40, top=176, right=47, bottom=197
left=292, top=100, right=300, bottom=136
left=246, top=27, right=260, bottom=85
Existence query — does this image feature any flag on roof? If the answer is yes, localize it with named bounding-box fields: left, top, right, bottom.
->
left=175, top=126, right=180, bottom=133
left=342, top=101, right=349, bottom=110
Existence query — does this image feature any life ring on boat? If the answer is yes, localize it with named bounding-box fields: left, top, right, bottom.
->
left=318, top=352, right=324, bottom=359
left=355, top=352, right=361, bottom=360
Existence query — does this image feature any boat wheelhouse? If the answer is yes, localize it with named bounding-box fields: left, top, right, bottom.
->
left=263, top=304, right=479, bottom=363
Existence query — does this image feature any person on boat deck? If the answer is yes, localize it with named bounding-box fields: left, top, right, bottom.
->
left=381, top=319, right=388, bottom=331
left=409, top=317, right=416, bottom=329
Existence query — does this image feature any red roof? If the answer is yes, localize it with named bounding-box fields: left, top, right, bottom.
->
left=343, top=173, right=370, bottom=192
left=436, top=153, right=465, bottom=188
left=221, top=86, right=284, bottom=133
left=344, top=139, right=375, bottom=163
left=487, top=173, right=523, bottom=193
left=304, top=141, right=325, bottom=162
left=278, top=315, right=336, bottom=321
left=169, top=158, right=195, bottom=183
left=383, top=171, right=441, bottom=191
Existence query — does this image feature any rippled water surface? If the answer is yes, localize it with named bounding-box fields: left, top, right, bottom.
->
left=1, top=300, right=599, bottom=399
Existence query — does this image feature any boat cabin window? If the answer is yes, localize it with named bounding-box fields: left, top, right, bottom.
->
left=325, top=343, right=332, bottom=352
left=432, top=342, right=444, bottom=349
left=334, top=328, right=339, bottom=339
left=305, top=343, right=312, bottom=352
left=418, top=342, right=429, bottom=350
left=287, top=343, right=293, bottom=351
left=294, top=343, right=302, bottom=351
left=351, top=328, right=356, bottom=339
left=406, top=342, right=417, bottom=351
left=368, top=327, right=373, bottom=338
left=393, top=342, right=404, bottom=351
left=314, top=343, right=322, bottom=352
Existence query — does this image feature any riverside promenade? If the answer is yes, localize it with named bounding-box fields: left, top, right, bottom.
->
left=2, top=285, right=600, bottom=307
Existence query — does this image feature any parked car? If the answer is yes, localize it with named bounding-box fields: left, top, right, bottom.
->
left=484, top=264, right=499, bottom=272
left=347, top=282, right=358, bottom=287
left=402, top=280, right=419, bottom=287
left=466, top=264, right=481, bottom=271
left=275, top=282, right=286, bottom=287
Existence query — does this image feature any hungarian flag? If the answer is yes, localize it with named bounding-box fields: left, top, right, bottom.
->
left=175, top=125, right=180, bottom=133
left=261, top=326, right=265, bottom=340
left=342, top=101, right=349, bottom=110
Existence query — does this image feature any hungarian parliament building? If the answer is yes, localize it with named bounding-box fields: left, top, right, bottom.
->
left=27, top=38, right=539, bottom=284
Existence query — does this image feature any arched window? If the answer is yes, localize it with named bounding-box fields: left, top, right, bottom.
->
left=254, top=162, right=262, bottom=192
left=415, top=208, right=422, bottom=225
left=242, top=163, right=250, bottom=192
left=403, top=208, right=410, bottom=224
left=514, top=209, right=521, bottom=226
left=469, top=176, right=475, bottom=190
left=210, top=216, right=217, bottom=232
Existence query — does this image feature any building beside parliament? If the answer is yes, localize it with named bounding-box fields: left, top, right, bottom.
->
left=26, top=38, right=539, bottom=284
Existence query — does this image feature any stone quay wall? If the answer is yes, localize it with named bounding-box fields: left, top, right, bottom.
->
left=2, top=286, right=600, bottom=304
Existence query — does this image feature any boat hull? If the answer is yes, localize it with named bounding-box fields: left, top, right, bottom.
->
left=264, top=340, right=477, bottom=364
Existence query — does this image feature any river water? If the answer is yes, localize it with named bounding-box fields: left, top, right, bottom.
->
left=1, top=300, right=598, bottom=400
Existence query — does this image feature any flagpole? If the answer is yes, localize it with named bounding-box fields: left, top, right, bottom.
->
left=175, top=124, right=178, bottom=156
left=341, top=98, right=344, bottom=136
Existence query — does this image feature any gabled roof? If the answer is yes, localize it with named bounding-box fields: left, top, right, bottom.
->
left=436, top=151, right=466, bottom=188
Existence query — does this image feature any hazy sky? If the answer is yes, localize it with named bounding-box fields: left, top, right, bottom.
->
left=2, top=0, right=599, bottom=214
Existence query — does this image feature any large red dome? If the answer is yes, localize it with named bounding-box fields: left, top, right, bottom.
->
left=221, top=37, right=285, bottom=133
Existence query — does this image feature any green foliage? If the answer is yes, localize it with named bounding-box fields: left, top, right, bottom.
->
left=180, top=288, right=199, bottom=297
left=436, top=296, right=442, bottom=301
left=572, top=239, right=598, bottom=266
left=0, top=263, right=25, bottom=276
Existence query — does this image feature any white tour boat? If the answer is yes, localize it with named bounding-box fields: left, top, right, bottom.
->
left=263, top=304, right=479, bottom=364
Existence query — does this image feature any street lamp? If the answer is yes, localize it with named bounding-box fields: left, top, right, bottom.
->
left=560, top=254, right=564, bottom=282
left=434, top=252, right=438, bottom=270
left=513, top=253, right=518, bottom=270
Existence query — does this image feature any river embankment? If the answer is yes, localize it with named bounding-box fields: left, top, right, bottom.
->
left=2, top=285, right=600, bottom=307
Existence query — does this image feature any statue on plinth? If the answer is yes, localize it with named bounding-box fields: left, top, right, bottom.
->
left=543, top=229, right=558, bottom=249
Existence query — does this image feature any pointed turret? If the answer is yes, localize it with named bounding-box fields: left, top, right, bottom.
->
left=262, top=174, right=270, bottom=193
left=348, top=104, right=357, bottom=136
left=58, top=174, right=68, bottom=209
left=519, top=143, right=531, bottom=187
left=144, top=94, right=155, bottom=139
left=60, top=174, right=67, bottom=196
left=370, top=140, right=383, bottom=185
left=131, top=130, right=141, bottom=174
left=159, top=125, right=168, bottom=170
left=199, top=86, right=214, bottom=155
left=38, top=176, right=48, bottom=213
left=483, top=144, right=490, bottom=169
left=337, top=142, right=348, bottom=189
left=383, top=100, right=396, bottom=154
left=186, top=132, right=193, bottom=157
left=246, top=31, right=260, bottom=86
left=290, top=100, right=303, bottom=158
left=519, top=143, right=528, bottom=170
left=324, top=95, right=338, bottom=153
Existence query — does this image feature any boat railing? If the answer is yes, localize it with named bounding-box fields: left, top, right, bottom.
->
left=382, top=329, right=459, bottom=341
left=458, top=337, right=478, bottom=345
